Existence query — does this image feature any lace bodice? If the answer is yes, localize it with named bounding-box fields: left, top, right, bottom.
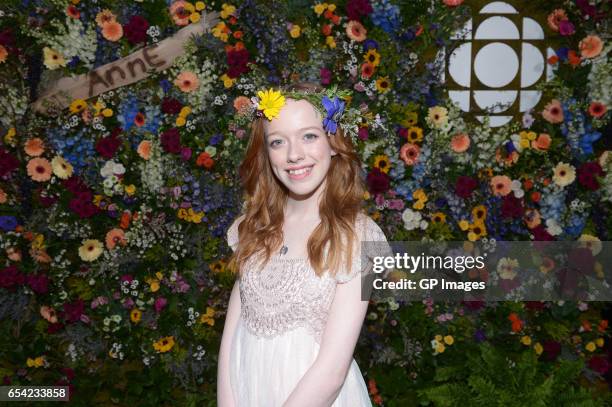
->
left=226, top=213, right=388, bottom=344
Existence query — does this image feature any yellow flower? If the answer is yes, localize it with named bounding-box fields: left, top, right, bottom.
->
left=314, top=3, right=326, bottom=15
left=4, top=127, right=16, bottom=147
left=220, top=73, right=235, bottom=88
left=177, top=208, right=188, bottom=220
left=26, top=356, right=45, bottom=368
left=43, top=47, right=66, bottom=70
left=180, top=106, right=192, bottom=117
left=257, top=88, right=286, bottom=120
left=443, top=335, right=454, bottom=345
left=289, top=24, right=301, bottom=38
left=69, top=99, right=87, bottom=114
left=435, top=342, right=445, bottom=354
left=212, top=22, right=230, bottom=42
left=431, top=212, right=446, bottom=223
left=153, top=336, right=175, bottom=353
left=130, top=308, right=142, bottom=323
left=195, top=1, right=206, bottom=11
left=403, top=112, right=418, bottom=127
left=596, top=338, right=604, bottom=347
left=189, top=12, right=201, bottom=23
left=145, top=276, right=160, bottom=292
left=521, top=335, right=532, bottom=346
left=435, top=334, right=442, bottom=342
left=102, top=108, right=113, bottom=117
left=176, top=116, right=186, bottom=127
left=78, top=239, right=103, bottom=262
left=427, top=106, right=449, bottom=129
left=326, top=36, right=336, bottom=49
left=467, top=221, right=487, bottom=242
left=412, top=189, right=427, bottom=210
left=405, top=127, right=422, bottom=143
left=373, top=154, right=391, bottom=174
left=534, top=342, right=543, bottom=355
left=364, top=49, right=381, bottom=67
left=458, top=220, right=469, bottom=231
left=585, top=341, right=596, bottom=352
left=201, top=307, right=216, bottom=325
left=363, top=191, right=370, bottom=200
left=578, top=234, right=602, bottom=256
left=472, top=205, right=487, bottom=221
left=375, top=76, right=391, bottom=93
left=209, top=260, right=227, bottom=273
left=220, top=3, right=236, bottom=19
left=124, top=184, right=136, bottom=196
left=51, top=155, right=73, bottom=179
left=327, top=4, right=336, bottom=12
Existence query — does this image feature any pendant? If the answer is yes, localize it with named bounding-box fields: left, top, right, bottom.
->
left=280, top=245, right=288, bottom=255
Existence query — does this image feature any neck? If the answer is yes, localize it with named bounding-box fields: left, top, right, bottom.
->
left=284, top=181, right=325, bottom=222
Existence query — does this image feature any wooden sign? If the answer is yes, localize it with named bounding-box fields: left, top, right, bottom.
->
left=31, top=11, right=220, bottom=116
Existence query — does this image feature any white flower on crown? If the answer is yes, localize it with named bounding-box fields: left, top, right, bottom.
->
left=101, top=160, right=126, bottom=178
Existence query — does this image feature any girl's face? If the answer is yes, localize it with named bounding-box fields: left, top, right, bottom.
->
left=263, top=99, right=337, bottom=200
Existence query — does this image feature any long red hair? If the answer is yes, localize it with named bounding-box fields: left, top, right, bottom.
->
left=228, top=82, right=366, bottom=278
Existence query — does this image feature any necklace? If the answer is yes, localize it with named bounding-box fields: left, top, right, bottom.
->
left=279, top=245, right=288, bottom=255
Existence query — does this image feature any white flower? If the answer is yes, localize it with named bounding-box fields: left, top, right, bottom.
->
left=101, top=160, right=126, bottom=177
left=545, top=218, right=563, bottom=236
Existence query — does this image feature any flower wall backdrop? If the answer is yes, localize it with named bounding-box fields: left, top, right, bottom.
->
left=0, top=0, right=610, bottom=405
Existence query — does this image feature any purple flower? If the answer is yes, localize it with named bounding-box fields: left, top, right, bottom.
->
left=0, top=216, right=18, bottom=232
left=161, top=128, right=181, bottom=154
left=321, top=96, right=345, bottom=134
left=559, top=20, right=575, bottom=36
left=27, top=273, right=49, bottom=294
left=522, top=111, right=534, bottom=128
left=0, top=265, right=25, bottom=290
left=154, top=297, right=167, bottom=313
left=474, top=329, right=486, bottom=342
left=320, top=68, right=332, bottom=86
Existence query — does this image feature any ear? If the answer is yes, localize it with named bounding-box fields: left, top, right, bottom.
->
left=331, top=149, right=338, bottom=157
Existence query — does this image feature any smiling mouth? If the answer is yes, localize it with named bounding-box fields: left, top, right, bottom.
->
left=286, top=165, right=314, bottom=179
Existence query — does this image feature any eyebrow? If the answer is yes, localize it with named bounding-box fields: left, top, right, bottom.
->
left=267, top=126, right=323, bottom=137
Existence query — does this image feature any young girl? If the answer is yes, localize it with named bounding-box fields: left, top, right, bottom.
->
left=217, top=82, right=388, bottom=407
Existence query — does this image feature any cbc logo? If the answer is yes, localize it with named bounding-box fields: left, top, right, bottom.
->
left=444, top=1, right=556, bottom=127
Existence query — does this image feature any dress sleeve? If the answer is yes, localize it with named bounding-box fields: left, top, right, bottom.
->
left=226, top=215, right=245, bottom=252
left=335, top=214, right=390, bottom=284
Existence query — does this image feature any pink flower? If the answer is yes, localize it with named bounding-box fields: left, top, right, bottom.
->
left=490, top=175, right=512, bottom=196
left=558, top=20, right=575, bottom=36
left=542, top=99, right=564, bottom=124
left=174, top=71, right=199, bottom=92
left=443, top=0, right=464, bottom=6
left=400, top=143, right=420, bottom=165
left=450, top=133, right=470, bottom=153
left=154, top=297, right=168, bottom=313
left=547, top=9, right=567, bottom=32
left=346, top=20, right=367, bottom=42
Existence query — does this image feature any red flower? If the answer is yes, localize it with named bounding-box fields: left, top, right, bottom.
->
left=577, top=162, right=604, bottom=190
left=0, top=265, right=26, bottom=290
left=62, top=299, right=85, bottom=324
left=542, top=340, right=561, bottom=361
left=0, top=147, right=19, bottom=177
left=501, top=195, right=523, bottom=219
left=345, top=0, right=373, bottom=21
left=95, top=134, right=121, bottom=159
left=366, top=167, right=390, bottom=195
left=455, top=176, right=478, bottom=199
left=161, top=97, right=183, bottom=114
left=124, top=16, right=149, bottom=45
left=227, top=48, right=250, bottom=78
left=588, top=101, right=607, bottom=118
left=588, top=356, right=609, bottom=375
left=160, top=128, right=182, bottom=154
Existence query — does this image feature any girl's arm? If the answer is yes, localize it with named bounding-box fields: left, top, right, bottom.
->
left=282, top=274, right=369, bottom=407
left=217, top=279, right=241, bottom=407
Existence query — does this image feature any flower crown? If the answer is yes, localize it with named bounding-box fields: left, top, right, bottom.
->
left=232, top=85, right=365, bottom=144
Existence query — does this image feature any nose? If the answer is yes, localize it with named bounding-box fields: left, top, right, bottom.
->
left=286, top=141, right=304, bottom=163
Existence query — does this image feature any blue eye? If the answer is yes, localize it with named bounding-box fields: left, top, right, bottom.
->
left=304, top=133, right=318, bottom=140
left=269, top=139, right=282, bottom=147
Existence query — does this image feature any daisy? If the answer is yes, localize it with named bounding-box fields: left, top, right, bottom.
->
left=375, top=76, right=391, bottom=93
left=69, top=99, right=87, bottom=114
left=26, top=158, right=52, bottom=182
left=406, top=127, right=423, bottom=143
left=579, top=35, right=603, bottom=59
left=541, top=99, right=563, bottom=124
left=427, top=106, right=448, bottom=128
left=102, top=21, right=123, bottom=42
left=588, top=101, right=607, bottom=118
left=174, top=71, right=200, bottom=92
left=256, top=88, right=285, bottom=120
left=43, top=47, right=66, bottom=70
left=364, top=49, right=381, bottom=67
left=51, top=156, right=73, bottom=179
left=346, top=20, right=367, bottom=42
left=153, top=336, right=175, bottom=353
left=24, top=138, right=45, bottom=157
left=105, top=228, right=127, bottom=250
left=400, top=143, right=420, bottom=166
left=373, top=155, right=390, bottom=173
left=95, top=9, right=117, bottom=27
left=552, top=162, right=575, bottom=187
left=78, top=239, right=104, bottom=262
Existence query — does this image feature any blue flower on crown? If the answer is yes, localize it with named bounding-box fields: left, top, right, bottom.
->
left=321, top=96, right=345, bottom=134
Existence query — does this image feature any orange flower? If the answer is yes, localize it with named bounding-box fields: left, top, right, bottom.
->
left=490, top=175, right=512, bottom=196
left=26, top=158, right=52, bottom=182
left=196, top=152, right=214, bottom=169
left=233, top=96, right=252, bottom=113
left=170, top=1, right=192, bottom=26
left=174, top=71, right=199, bottom=92
left=542, top=99, right=563, bottom=124
left=547, top=55, right=559, bottom=65
left=40, top=306, right=58, bottom=323
left=66, top=5, right=80, bottom=19
left=508, top=313, right=523, bottom=332
left=105, top=228, right=127, bottom=250
left=0, top=45, right=7, bottom=64
left=523, top=208, right=541, bottom=229
left=450, top=133, right=470, bottom=153
left=588, top=101, right=607, bottom=118
left=547, top=9, right=567, bottom=32
left=137, top=140, right=152, bottom=160
left=579, top=35, right=603, bottom=59
left=399, top=143, right=420, bottom=166
left=120, top=211, right=131, bottom=229
left=360, top=62, right=375, bottom=79
left=6, top=247, right=22, bottom=261
left=134, top=112, right=146, bottom=127
left=568, top=50, right=581, bottom=67
left=95, top=9, right=116, bottom=27
left=30, top=247, right=52, bottom=263
left=530, top=191, right=541, bottom=202
left=24, top=137, right=45, bottom=157
left=102, top=21, right=123, bottom=42
left=346, top=20, right=367, bottom=42
left=598, top=320, right=608, bottom=333
left=321, top=24, right=332, bottom=36
left=532, top=133, right=551, bottom=151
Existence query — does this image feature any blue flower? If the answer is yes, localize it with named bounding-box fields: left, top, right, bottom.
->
left=363, top=39, right=378, bottom=52
left=0, top=216, right=18, bottom=232
left=321, top=96, right=345, bottom=134
left=579, top=131, right=601, bottom=156
left=556, top=47, right=569, bottom=62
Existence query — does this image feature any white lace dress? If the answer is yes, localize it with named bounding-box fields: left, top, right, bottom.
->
left=226, top=213, right=387, bottom=407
